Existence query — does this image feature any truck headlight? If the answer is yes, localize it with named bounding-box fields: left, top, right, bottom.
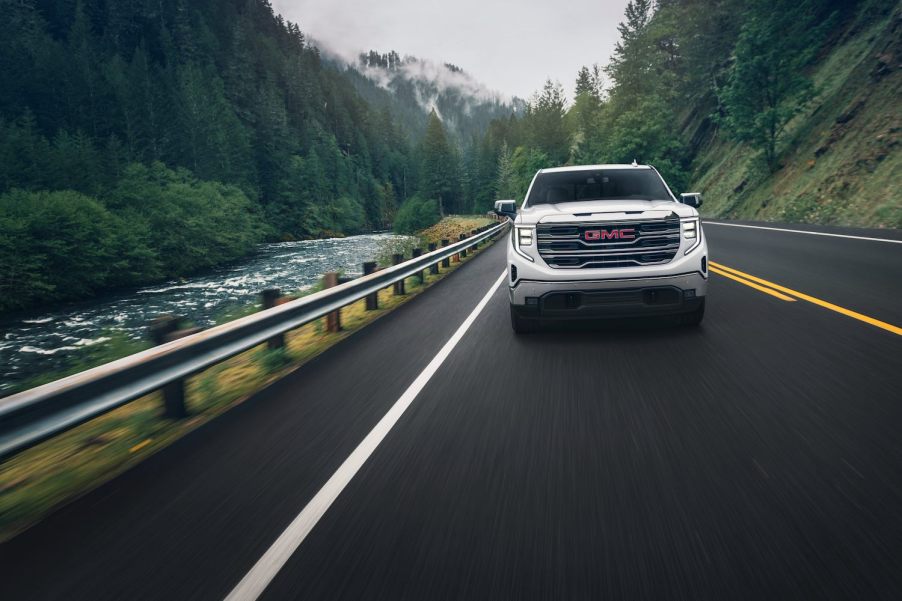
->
left=682, top=219, right=698, bottom=240
left=512, top=227, right=535, bottom=262
left=682, top=219, right=701, bottom=255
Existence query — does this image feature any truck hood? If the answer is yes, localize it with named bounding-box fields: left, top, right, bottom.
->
left=516, top=199, right=697, bottom=225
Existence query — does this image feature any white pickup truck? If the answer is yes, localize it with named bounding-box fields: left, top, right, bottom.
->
left=495, top=164, right=708, bottom=333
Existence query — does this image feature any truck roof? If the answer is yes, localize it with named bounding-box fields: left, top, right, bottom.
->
left=539, top=164, right=651, bottom=173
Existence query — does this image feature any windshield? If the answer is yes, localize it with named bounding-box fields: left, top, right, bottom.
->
left=525, top=169, right=673, bottom=206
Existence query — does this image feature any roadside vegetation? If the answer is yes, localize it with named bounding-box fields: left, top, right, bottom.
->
left=0, top=216, right=496, bottom=542
left=476, top=0, right=899, bottom=228
left=693, top=5, right=902, bottom=227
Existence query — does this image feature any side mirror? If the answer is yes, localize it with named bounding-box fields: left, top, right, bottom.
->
left=494, top=200, right=517, bottom=218
left=681, top=192, right=703, bottom=208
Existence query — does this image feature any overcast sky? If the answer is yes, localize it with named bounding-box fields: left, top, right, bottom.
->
left=272, top=0, right=631, bottom=100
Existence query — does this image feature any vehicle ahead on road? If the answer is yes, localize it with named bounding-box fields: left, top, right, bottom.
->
left=495, top=163, right=708, bottom=333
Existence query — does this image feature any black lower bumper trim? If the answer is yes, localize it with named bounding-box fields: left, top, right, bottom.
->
left=514, top=286, right=703, bottom=320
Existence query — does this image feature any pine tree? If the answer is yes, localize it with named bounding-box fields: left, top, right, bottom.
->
left=496, top=142, right=515, bottom=199
left=607, top=0, right=654, bottom=96
left=525, top=80, right=569, bottom=164
left=419, top=110, right=456, bottom=215
left=572, top=65, right=604, bottom=160
left=717, top=0, right=827, bottom=170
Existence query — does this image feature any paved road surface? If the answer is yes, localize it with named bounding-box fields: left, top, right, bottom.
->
left=2, top=220, right=901, bottom=600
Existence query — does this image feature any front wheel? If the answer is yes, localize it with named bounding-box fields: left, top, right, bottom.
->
left=679, top=298, right=705, bottom=326
left=510, top=305, right=538, bottom=334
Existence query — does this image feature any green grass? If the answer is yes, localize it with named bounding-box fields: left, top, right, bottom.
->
left=0, top=216, right=496, bottom=542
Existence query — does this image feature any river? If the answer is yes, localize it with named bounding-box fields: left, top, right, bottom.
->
left=0, top=233, right=410, bottom=393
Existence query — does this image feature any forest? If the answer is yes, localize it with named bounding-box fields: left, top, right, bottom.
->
left=465, top=0, right=889, bottom=204
left=389, top=0, right=891, bottom=235
left=0, top=0, right=893, bottom=313
left=1, top=0, right=425, bottom=312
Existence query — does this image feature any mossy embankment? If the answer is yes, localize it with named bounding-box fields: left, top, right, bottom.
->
left=693, top=7, right=901, bottom=228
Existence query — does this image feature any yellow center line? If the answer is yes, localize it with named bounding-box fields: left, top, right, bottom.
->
left=710, top=261, right=902, bottom=336
left=709, top=266, right=796, bottom=301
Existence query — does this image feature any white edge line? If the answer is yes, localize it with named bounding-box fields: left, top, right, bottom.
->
left=224, top=270, right=508, bottom=601
left=704, top=221, right=902, bottom=244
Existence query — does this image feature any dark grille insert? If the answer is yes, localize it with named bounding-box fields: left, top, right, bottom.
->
left=537, top=217, right=681, bottom=269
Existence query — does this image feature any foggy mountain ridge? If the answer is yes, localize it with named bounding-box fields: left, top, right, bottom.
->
left=313, top=41, right=525, bottom=140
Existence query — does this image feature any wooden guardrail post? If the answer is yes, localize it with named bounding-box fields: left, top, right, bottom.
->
left=322, top=273, right=342, bottom=332
left=471, top=229, right=479, bottom=249
left=428, top=243, right=438, bottom=274
left=162, top=380, right=187, bottom=418
left=149, top=315, right=201, bottom=419
left=363, top=261, right=378, bottom=310
left=149, top=315, right=180, bottom=346
left=412, top=248, right=424, bottom=284
left=392, top=254, right=406, bottom=295
left=441, top=239, right=450, bottom=268
left=459, top=234, right=467, bottom=259
left=261, top=288, right=285, bottom=349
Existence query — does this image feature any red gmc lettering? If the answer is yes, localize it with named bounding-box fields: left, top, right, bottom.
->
left=618, top=228, right=636, bottom=240
left=584, top=228, right=636, bottom=241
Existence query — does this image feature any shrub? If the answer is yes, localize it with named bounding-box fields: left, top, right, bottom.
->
left=393, top=195, right=440, bottom=234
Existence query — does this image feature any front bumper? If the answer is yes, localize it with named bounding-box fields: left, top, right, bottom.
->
left=509, top=272, right=707, bottom=319
left=507, top=221, right=708, bottom=319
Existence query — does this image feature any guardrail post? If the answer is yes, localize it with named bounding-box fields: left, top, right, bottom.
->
left=412, top=248, right=424, bottom=284
left=392, top=254, right=406, bottom=295
left=149, top=315, right=180, bottom=346
left=428, top=243, right=438, bottom=274
left=162, top=380, right=187, bottom=419
left=322, top=273, right=342, bottom=332
left=471, top=229, right=479, bottom=249
left=441, top=240, right=450, bottom=268
left=261, top=289, right=285, bottom=349
left=363, top=261, right=378, bottom=310
left=148, top=316, right=188, bottom=419
left=459, top=234, right=468, bottom=259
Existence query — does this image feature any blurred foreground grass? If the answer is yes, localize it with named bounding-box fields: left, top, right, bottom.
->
left=0, top=216, right=496, bottom=541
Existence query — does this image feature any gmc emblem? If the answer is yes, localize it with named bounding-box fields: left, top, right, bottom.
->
left=584, top=228, right=636, bottom=241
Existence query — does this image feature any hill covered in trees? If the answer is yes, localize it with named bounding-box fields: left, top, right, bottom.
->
left=0, top=0, right=513, bottom=313
left=471, top=0, right=899, bottom=228
left=345, top=50, right=524, bottom=143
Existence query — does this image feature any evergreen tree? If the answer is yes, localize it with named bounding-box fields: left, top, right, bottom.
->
left=717, top=0, right=828, bottom=170
left=607, top=0, right=654, bottom=96
left=572, top=65, right=604, bottom=161
left=525, top=80, right=569, bottom=164
left=419, top=110, right=457, bottom=215
left=496, top=142, right=516, bottom=199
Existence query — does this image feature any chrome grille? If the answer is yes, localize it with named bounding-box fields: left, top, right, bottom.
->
left=536, top=217, right=681, bottom=269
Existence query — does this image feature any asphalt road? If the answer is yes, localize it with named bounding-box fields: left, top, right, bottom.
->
left=2, top=220, right=901, bottom=600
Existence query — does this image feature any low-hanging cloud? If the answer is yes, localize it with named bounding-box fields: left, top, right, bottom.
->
left=315, top=41, right=516, bottom=118
left=272, top=0, right=630, bottom=100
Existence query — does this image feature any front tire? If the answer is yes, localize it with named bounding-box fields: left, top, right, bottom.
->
left=510, top=305, right=538, bottom=334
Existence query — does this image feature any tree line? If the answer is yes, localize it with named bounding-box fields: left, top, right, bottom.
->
left=0, top=0, right=428, bottom=312
left=419, top=0, right=884, bottom=217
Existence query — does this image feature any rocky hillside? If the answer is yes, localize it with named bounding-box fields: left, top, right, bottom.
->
left=693, top=5, right=901, bottom=228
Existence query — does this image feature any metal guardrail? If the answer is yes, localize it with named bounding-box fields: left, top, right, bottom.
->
left=0, top=222, right=509, bottom=460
